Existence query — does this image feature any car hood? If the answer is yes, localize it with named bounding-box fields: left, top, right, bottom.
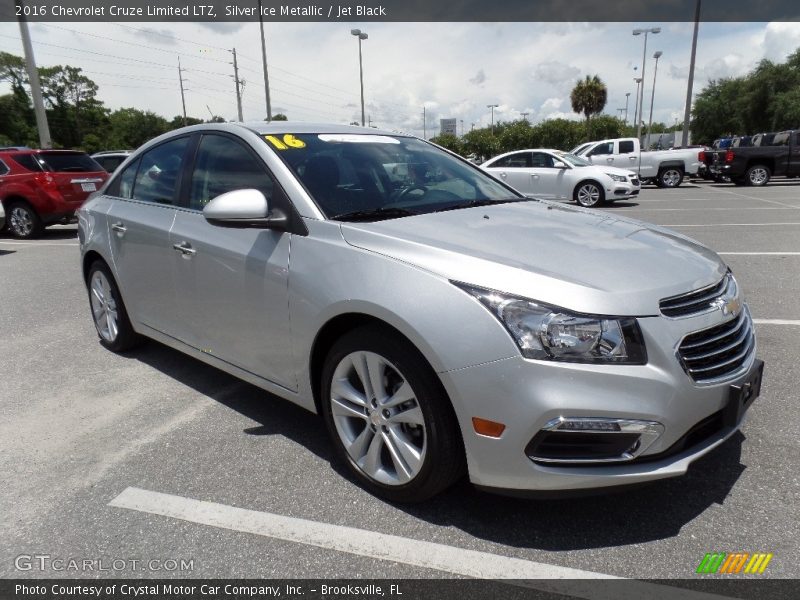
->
left=339, top=201, right=727, bottom=316
left=579, top=165, right=637, bottom=178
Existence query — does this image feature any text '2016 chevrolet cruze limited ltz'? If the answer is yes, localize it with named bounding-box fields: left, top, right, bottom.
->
left=78, top=123, right=763, bottom=502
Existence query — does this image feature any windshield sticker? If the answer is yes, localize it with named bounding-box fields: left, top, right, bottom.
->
left=318, top=134, right=400, bottom=144
left=264, top=134, right=306, bottom=150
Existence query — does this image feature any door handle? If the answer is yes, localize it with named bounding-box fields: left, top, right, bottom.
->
left=111, top=222, right=126, bottom=235
left=172, top=241, right=196, bottom=257
left=606, top=157, right=614, bottom=163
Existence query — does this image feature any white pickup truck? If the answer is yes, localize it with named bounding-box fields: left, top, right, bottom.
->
left=571, top=137, right=703, bottom=188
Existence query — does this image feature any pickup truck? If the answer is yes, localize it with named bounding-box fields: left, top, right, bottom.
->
left=571, top=137, right=704, bottom=188
left=709, top=129, right=800, bottom=186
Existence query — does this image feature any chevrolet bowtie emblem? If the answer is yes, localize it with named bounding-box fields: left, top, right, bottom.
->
left=720, top=296, right=741, bottom=318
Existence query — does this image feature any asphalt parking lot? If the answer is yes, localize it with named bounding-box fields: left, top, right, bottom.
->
left=1, top=181, right=798, bottom=589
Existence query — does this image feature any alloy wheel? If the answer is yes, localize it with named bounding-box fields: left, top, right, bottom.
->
left=90, top=271, right=119, bottom=342
left=577, top=183, right=601, bottom=207
left=749, top=167, right=768, bottom=185
left=329, top=351, right=427, bottom=486
left=10, top=206, right=33, bottom=237
left=661, top=169, right=682, bottom=187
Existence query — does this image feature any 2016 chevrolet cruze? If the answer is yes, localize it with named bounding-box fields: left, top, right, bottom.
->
left=78, top=123, right=763, bottom=502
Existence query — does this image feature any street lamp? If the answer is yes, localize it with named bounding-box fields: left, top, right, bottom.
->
left=487, top=104, right=499, bottom=135
left=350, top=28, right=368, bottom=127
left=633, top=26, right=661, bottom=141
left=624, top=92, right=631, bottom=125
left=646, top=50, right=663, bottom=151
left=521, top=112, right=529, bottom=121
left=633, top=77, right=643, bottom=128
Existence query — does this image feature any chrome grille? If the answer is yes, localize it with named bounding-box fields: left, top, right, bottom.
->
left=678, top=309, right=755, bottom=383
left=660, top=274, right=732, bottom=318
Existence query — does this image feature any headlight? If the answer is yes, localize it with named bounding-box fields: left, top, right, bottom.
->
left=606, top=173, right=628, bottom=182
left=455, top=284, right=647, bottom=364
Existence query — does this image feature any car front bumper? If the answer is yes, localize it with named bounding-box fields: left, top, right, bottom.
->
left=438, top=312, right=760, bottom=493
left=607, top=180, right=640, bottom=199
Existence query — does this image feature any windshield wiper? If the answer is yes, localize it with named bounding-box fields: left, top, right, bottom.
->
left=331, top=206, right=418, bottom=222
left=430, top=197, right=530, bottom=213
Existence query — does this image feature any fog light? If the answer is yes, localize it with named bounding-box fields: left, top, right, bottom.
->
left=558, top=420, right=621, bottom=432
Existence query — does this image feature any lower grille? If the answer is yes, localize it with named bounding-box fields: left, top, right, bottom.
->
left=678, top=309, right=755, bottom=383
left=631, top=178, right=640, bottom=186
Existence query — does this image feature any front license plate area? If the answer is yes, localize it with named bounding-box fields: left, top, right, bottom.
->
left=724, top=359, right=764, bottom=427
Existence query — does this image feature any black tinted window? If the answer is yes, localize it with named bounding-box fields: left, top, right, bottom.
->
left=10, top=154, right=42, bottom=172
left=189, top=135, right=273, bottom=211
left=589, top=142, right=613, bottom=156
left=114, top=158, right=140, bottom=199
left=619, top=140, right=635, bottom=153
left=530, top=152, right=554, bottom=168
left=38, top=152, right=103, bottom=172
left=133, top=137, right=189, bottom=205
left=97, top=156, right=126, bottom=172
left=490, top=153, right=531, bottom=168
left=0, top=160, right=8, bottom=176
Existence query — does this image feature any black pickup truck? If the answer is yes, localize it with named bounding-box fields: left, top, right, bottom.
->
left=710, top=130, right=800, bottom=186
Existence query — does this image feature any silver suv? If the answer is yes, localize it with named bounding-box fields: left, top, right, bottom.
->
left=78, top=123, right=763, bottom=502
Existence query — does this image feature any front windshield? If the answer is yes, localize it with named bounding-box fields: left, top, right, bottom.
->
left=264, top=133, right=522, bottom=220
left=570, top=143, right=591, bottom=155
left=554, top=152, right=592, bottom=167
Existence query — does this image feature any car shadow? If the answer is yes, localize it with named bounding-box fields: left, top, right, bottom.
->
left=606, top=201, right=639, bottom=208
left=124, top=338, right=746, bottom=551
left=0, top=226, right=78, bottom=240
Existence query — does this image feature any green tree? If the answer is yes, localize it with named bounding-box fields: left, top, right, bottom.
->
left=38, top=65, right=108, bottom=148
left=690, top=78, right=743, bottom=143
left=0, top=52, right=35, bottom=144
left=168, top=115, right=204, bottom=130
left=497, top=119, right=538, bottom=153
left=107, top=108, right=169, bottom=149
left=570, top=75, right=608, bottom=139
left=429, top=133, right=464, bottom=155
left=461, top=128, right=500, bottom=162
left=535, top=119, right=586, bottom=151
left=271, top=113, right=288, bottom=121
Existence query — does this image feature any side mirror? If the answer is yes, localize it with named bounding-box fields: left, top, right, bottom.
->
left=202, top=188, right=288, bottom=230
left=553, top=162, right=569, bottom=169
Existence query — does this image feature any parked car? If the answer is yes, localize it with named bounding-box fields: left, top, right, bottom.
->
left=0, top=149, right=108, bottom=238
left=481, top=149, right=640, bottom=207
left=91, top=150, right=132, bottom=173
left=79, top=122, right=763, bottom=502
left=573, top=137, right=703, bottom=187
left=710, top=129, right=800, bottom=186
left=0, top=200, right=5, bottom=231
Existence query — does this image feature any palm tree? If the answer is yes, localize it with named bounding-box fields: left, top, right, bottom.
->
left=570, top=75, right=608, bottom=139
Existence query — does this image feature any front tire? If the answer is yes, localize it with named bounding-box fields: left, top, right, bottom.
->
left=87, top=261, right=143, bottom=352
left=574, top=181, right=605, bottom=207
left=320, top=325, right=465, bottom=502
left=7, top=201, right=43, bottom=239
left=745, top=164, right=770, bottom=186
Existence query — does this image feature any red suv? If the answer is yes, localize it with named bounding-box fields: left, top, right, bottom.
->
left=0, top=150, right=108, bottom=238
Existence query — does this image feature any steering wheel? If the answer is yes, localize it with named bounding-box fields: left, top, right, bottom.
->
left=396, top=184, right=428, bottom=201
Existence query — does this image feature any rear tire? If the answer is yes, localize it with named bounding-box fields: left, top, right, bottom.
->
left=7, top=201, right=43, bottom=239
left=87, top=260, right=143, bottom=352
left=657, top=167, right=684, bottom=188
left=320, top=325, right=465, bottom=502
left=745, top=164, right=770, bottom=186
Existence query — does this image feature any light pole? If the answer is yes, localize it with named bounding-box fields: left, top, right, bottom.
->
left=633, top=77, right=643, bottom=129
left=624, top=92, right=631, bottom=125
left=646, top=50, right=663, bottom=151
left=633, top=26, right=661, bottom=141
left=487, top=104, right=499, bottom=135
left=350, top=28, right=368, bottom=127
left=521, top=112, right=529, bottom=121
left=257, top=0, right=272, bottom=120
left=682, top=0, right=701, bottom=146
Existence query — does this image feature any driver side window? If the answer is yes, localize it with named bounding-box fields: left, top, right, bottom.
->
left=589, top=142, right=614, bottom=156
left=189, top=134, right=274, bottom=211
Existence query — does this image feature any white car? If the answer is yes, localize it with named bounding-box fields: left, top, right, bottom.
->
left=481, top=149, right=640, bottom=207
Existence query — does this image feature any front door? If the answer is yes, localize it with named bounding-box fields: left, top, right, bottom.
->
left=170, top=133, right=295, bottom=390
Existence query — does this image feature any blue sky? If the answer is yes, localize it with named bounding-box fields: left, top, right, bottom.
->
left=1, top=21, right=799, bottom=136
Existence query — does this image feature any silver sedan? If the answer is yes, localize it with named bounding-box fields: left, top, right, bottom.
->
left=481, top=149, right=640, bottom=207
left=78, top=123, right=762, bottom=502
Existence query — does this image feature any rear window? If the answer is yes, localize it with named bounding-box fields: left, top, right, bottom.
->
left=37, top=152, right=103, bottom=173
left=10, top=154, right=42, bottom=172
left=618, top=140, right=635, bottom=153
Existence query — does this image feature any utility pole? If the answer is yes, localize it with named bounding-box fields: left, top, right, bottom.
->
left=460, top=119, right=464, bottom=136
left=178, top=56, right=187, bottom=127
left=256, top=0, right=272, bottom=120
left=16, top=1, right=51, bottom=148
left=682, top=0, right=701, bottom=147
left=422, top=106, right=426, bottom=139
left=231, top=47, right=243, bottom=122
left=487, top=104, right=499, bottom=135
left=624, top=92, right=631, bottom=125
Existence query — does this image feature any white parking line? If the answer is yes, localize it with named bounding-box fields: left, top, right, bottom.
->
left=615, top=207, right=797, bottom=212
left=718, top=252, right=800, bottom=255
left=0, top=240, right=78, bottom=246
left=753, top=319, right=800, bottom=326
left=109, top=487, right=726, bottom=600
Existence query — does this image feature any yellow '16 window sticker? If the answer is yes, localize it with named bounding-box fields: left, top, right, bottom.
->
left=265, top=134, right=306, bottom=150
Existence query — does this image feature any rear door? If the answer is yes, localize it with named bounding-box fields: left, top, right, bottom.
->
left=527, top=152, right=563, bottom=199
left=484, top=152, right=533, bottom=195
left=169, top=132, right=295, bottom=389
left=105, top=136, right=192, bottom=337
left=37, top=152, right=107, bottom=205
left=790, top=132, right=800, bottom=175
